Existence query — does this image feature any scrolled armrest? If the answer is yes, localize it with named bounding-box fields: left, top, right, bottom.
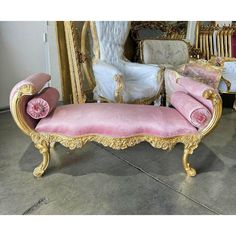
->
left=177, top=76, right=216, bottom=112
left=170, top=91, right=212, bottom=129
left=9, top=73, right=51, bottom=136
left=177, top=77, right=222, bottom=137
left=10, top=73, right=51, bottom=101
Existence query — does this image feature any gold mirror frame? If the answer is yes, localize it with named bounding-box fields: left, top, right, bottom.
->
left=57, top=21, right=87, bottom=104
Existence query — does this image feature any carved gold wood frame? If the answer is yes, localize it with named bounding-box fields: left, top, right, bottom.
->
left=130, top=21, right=188, bottom=42
left=56, top=22, right=72, bottom=104
left=57, top=21, right=88, bottom=104
left=64, top=21, right=86, bottom=104
left=11, top=80, right=222, bottom=178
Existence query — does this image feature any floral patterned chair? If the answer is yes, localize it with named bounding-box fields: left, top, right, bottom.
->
left=139, top=39, right=223, bottom=105
left=140, top=39, right=191, bottom=68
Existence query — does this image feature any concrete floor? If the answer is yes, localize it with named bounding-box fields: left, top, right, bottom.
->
left=0, top=108, right=235, bottom=215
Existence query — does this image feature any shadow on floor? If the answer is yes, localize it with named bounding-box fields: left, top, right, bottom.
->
left=98, top=142, right=225, bottom=177
left=19, top=142, right=139, bottom=177
left=191, top=143, right=225, bottom=174
left=19, top=140, right=225, bottom=178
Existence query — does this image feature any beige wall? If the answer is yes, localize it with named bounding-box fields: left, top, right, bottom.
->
left=0, top=21, right=47, bottom=108
left=0, top=21, right=61, bottom=109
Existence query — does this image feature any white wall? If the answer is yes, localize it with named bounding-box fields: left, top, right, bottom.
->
left=0, top=21, right=61, bottom=109
left=0, top=21, right=47, bottom=108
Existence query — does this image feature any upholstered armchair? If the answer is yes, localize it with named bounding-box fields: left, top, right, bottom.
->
left=81, top=21, right=164, bottom=104
left=139, top=39, right=223, bottom=105
left=209, top=57, right=236, bottom=111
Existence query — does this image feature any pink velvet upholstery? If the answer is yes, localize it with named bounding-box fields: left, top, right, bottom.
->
left=9, top=73, right=51, bottom=129
left=35, top=103, right=197, bottom=138
left=10, top=73, right=51, bottom=102
left=170, top=91, right=212, bottom=129
left=164, top=69, right=216, bottom=112
left=181, top=63, right=221, bottom=89
left=27, top=87, right=60, bottom=119
left=177, top=76, right=216, bottom=112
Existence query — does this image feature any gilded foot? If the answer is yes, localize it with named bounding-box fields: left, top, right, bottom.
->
left=185, top=165, right=197, bottom=177
left=33, top=139, right=50, bottom=178
left=182, top=148, right=197, bottom=177
left=33, top=165, right=46, bottom=178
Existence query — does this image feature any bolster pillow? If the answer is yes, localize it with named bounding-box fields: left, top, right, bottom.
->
left=170, top=91, right=212, bottom=129
left=26, top=87, right=59, bottom=119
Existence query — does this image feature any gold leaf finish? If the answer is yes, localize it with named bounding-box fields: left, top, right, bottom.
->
left=11, top=74, right=222, bottom=178
left=31, top=133, right=50, bottom=177
left=114, top=74, right=124, bottom=103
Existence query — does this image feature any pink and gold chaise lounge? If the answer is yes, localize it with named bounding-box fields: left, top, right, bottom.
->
left=10, top=72, right=222, bottom=177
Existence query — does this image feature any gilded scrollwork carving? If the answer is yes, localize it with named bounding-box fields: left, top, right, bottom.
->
left=29, top=131, right=202, bottom=177
left=30, top=132, right=50, bottom=177
left=11, top=84, right=37, bottom=136
left=182, top=149, right=197, bottom=177
left=186, top=42, right=203, bottom=59
left=64, top=21, right=87, bottom=103
left=77, top=51, right=87, bottom=64
left=114, top=74, right=124, bottom=103
left=30, top=132, right=201, bottom=152
left=201, top=89, right=222, bottom=136
left=130, top=21, right=187, bottom=42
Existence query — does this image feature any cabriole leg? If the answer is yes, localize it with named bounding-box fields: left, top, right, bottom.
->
left=182, top=148, right=196, bottom=177
left=33, top=140, right=50, bottom=177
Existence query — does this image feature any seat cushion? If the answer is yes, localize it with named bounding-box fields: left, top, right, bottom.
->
left=35, top=103, right=197, bottom=138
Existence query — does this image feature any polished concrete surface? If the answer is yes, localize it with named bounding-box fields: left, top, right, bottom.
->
left=0, top=108, right=235, bottom=215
